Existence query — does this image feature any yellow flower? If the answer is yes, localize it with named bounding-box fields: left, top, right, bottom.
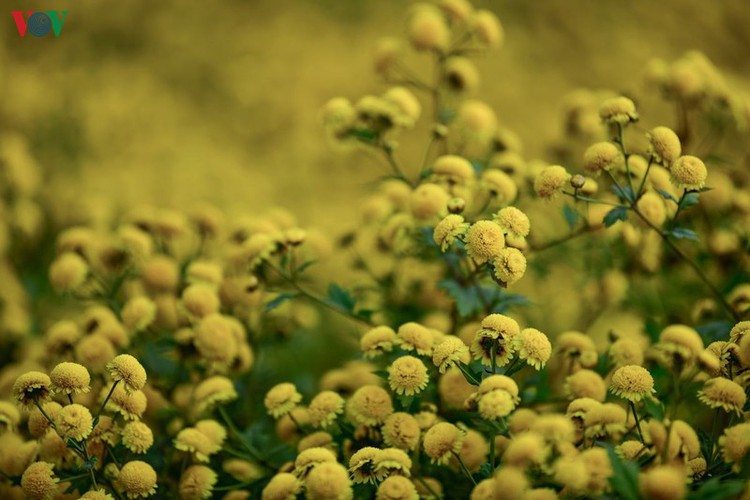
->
left=503, top=432, right=548, bottom=468
left=382, top=413, right=421, bottom=451
left=423, top=422, right=465, bottom=464
left=104, top=384, right=147, bottom=421
left=106, top=354, right=147, bottom=394
left=470, top=314, right=520, bottom=366
left=493, top=207, right=530, bottom=238
left=194, top=420, right=226, bottom=453
left=465, top=220, right=505, bottom=264
left=433, top=214, right=470, bottom=251
left=670, top=155, right=707, bottom=191
left=647, top=126, right=681, bottom=166
left=306, top=462, right=352, bottom=500
left=472, top=10, right=504, bottom=48
left=492, top=247, right=527, bottom=285
left=609, top=365, right=656, bottom=403
left=492, top=467, right=529, bottom=500
left=408, top=5, right=449, bottom=52
left=512, top=328, right=551, bottom=370
left=80, top=489, right=115, bottom=500
left=718, top=422, right=750, bottom=471
left=598, top=96, right=638, bottom=125
left=432, top=155, right=475, bottom=186
left=179, top=465, right=217, bottom=500
left=122, top=422, right=154, bottom=454
left=478, top=389, right=515, bottom=420
left=697, top=377, right=747, bottom=414
left=534, top=165, right=570, bottom=200
left=397, top=322, right=434, bottom=356
left=121, top=296, right=157, bottom=332
left=21, top=461, right=58, bottom=500
left=118, top=461, right=158, bottom=498
left=174, top=428, right=214, bottom=463
left=583, top=142, right=623, bottom=175
left=349, top=447, right=382, bottom=484
left=639, top=465, right=685, bottom=500
left=49, top=252, right=88, bottom=293
left=264, top=383, right=302, bottom=419
left=432, top=336, right=470, bottom=373
left=194, top=313, right=239, bottom=367
left=657, top=324, right=704, bottom=366
left=388, top=356, right=428, bottom=396
left=293, top=447, right=337, bottom=478
left=376, top=475, right=419, bottom=500
left=194, top=376, right=238, bottom=413
left=308, top=391, right=345, bottom=429
left=361, top=326, right=398, bottom=358
left=374, top=447, right=412, bottom=480
left=13, top=371, right=53, bottom=408
left=261, top=473, right=301, bottom=500
left=50, top=362, right=91, bottom=395
left=348, top=385, right=393, bottom=426
left=0, top=400, right=21, bottom=432
left=55, top=403, right=93, bottom=441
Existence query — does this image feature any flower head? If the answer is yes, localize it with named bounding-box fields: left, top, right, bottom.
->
left=583, top=142, right=623, bottom=175
left=55, top=403, right=93, bottom=441
left=670, top=155, right=707, bottom=190
left=21, top=462, right=58, bottom=500
left=106, top=354, right=147, bottom=394
left=432, top=336, right=470, bottom=373
left=493, top=207, right=530, bottom=238
left=388, top=356, right=428, bottom=396
left=382, top=413, right=421, bottom=451
left=697, top=377, right=746, bottom=414
left=179, top=465, right=217, bottom=500
left=423, top=422, right=465, bottom=464
left=599, top=96, right=638, bottom=125
left=433, top=214, right=470, bottom=251
left=361, top=326, right=397, bottom=358
left=122, top=422, right=154, bottom=454
left=492, top=247, right=527, bottom=285
left=349, top=385, right=393, bottom=426
left=309, top=391, right=345, bottom=428
left=118, top=461, right=158, bottom=498
left=647, top=126, right=681, bottom=165
left=264, top=383, right=302, bottom=419
left=13, top=371, right=53, bottom=408
left=534, top=165, right=570, bottom=200
left=609, top=365, right=655, bottom=402
left=465, top=220, right=505, bottom=264
left=50, top=362, right=91, bottom=395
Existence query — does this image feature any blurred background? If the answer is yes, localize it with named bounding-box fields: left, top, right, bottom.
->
left=2, top=0, right=749, bottom=229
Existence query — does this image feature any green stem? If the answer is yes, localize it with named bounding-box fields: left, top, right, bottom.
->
left=488, top=430, right=496, bottom=470
left=94, top=380, right=120, bottom=424
left=490, top=344, right=497, bottom=375
left=708, top=408, right=721, bottom=466
left=34, top=401, right=58, bottom=431
left=218, top=407, right=273, bottom=470
left=630, top=401, right=645, bottom=444
left=452, top=452, right=477, bottom=486
left=636, top=155, right=654, bottom=199
left=565, top=191, right=627, bottom=208
left=457, top=363, right=480, bottom=386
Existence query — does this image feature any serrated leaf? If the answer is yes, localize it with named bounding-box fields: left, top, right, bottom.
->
left=327, top=283, right=356, bottom=312
left=667, top=227, right=699, bottom=241
left=679, top=192, right=700, bottom=209
left=562, top=205, right=579, bottom=230
left=656, top=189, right=678, bottom=203
left=687, top=478, right=746, bottom=500
left=603, top=206, right=628, bottom=227
left=439, top=279, right=483, bottom=318
left=265, top=292, right=299, bottom=312
left=612, top=185, right=635, bottom=203
left=607, top=446, right=640, bottom=500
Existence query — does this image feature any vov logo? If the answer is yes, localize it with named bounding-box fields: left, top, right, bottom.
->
left=11, top=11, right=68, bottom=37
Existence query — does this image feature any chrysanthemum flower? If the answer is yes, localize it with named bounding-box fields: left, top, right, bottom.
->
left=194, top=420, right=226, bottom=453
left=382, top=413, right=420, bottom=451
left=194, top=376, right=238, bottom=413
left=432, top=336, right=470, bottom=373
left=481, top=169, right=518, bottom=204
left=194, top=313, right=239, bottom=366
left=465, top=220, right=505, bottom=264
left=106, top=354, right=147, bottom=394
left=374, top=447, right=412, bottom=480
left=408, top=5, right=449, bottom=52
left=503, top=432, right=548, bottom=468
left=433, top=214, right=470, bottom=251
left=396, top=322, right=434, bottom=356
left=104, top=384, right=147, bottom=421
left=179, top=465, right=217, bottom=500
left=261, top=473, right=301, bottom=500
left=388, top=356, right=428, bottom=396
left=697, top=377, right=746, bottom=414
left=349, top=447, right=382, bottom=484
left=423, top=422, right=465, bottom=464
left=493, top=207, right=530, bottom=238
left=647, top=126, right=681, bottom=165
left=55, top=403, right=93, bottom=441
left=512, top=328, right=551, bottom=370
left=478, top=389, right=515, bottom=421
left=585, top=403, right=627, bottom=439
left=49, top=252, right=88, bottom=293
left=118, top=461, right=158, bottom=498
left=639, top=465, right=685, bottom=500
left=293, top=447, right=337, bottom=478
left=492, top=467, right=529, bottom=500
left=470, top=314, right=520, bottom=366
left=309, top=391, right=345, bottom=428
left=376, top=475, right=419, bottom=500
left=670, top=155, right=707, bottom=191
left=264, top=383, right=302, bottom=419
left=492, top=247, right=527, bottom=285
left=122, top=422, right=153, bottom=454
left=306, top=462, right=353, bottom=500
left=121, top=296, right=157, bottom=332
left=0, top=400, right=21, bottom=432
left=534, top=165, right=570, bottom=200
left=21, top=461, right=58, bottom=500
left=223, top=459, right=263, bottom=483
left=50, top=362, right=91, bottom=395
left=657, top=324, right=704, bottom=366
left=174, top=428, right=214, bottom=463
left=583, top=142, right=623, bottom=175
left=564, top=369, right=606, bottom=402
left=478, top=375, right=520, bottom=402
left=609, top=365, right=656, bottom=402
left=718, top=422, right=750, bottom=471
left=608, top=338, right=644, bottom=368
left=348, top=385, right=393, bottom=426
left=598, top=96, right=638, bottom=125
left=13, top=371, right=53, bottom=408
left=80, top=489, right=115, bottom=500
left=616, top=440, right=649, bottom=461
left=360, top=326, right=398, bottom=358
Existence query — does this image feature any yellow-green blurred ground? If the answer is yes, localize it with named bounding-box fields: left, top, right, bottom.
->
left=2, top=0, right=749, bottom=227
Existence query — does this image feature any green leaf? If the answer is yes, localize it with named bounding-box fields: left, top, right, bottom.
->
left=667, top=227, right=699, bottom=241
left=296, top=259, right=317, bottom=275
left=679, top=192, right=701, bottom=209
left=687, top=478, right=746, bottom=500
left=438, top=279, right=483, bottom=318
left=265, top=292, right=299, bottom=312
left=656, top=189, right=678, bottom=203
left=607, top=446, right=640, bottom=500
left=612, top=185, right=635, bottom=203
left=372, top=369, right=389, bottom=381
left=603, top=206, right=628, bottom=227
left=327, top=284, right=356, bottom=312
left=562, top=205, right=579, bottom=230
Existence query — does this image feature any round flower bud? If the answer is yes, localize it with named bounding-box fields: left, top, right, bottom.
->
left=411, top=183, right=449, bottom=221
left=670, top=155, right=707, bottom=191
left=648, top=126, right=681, bottom=165
left=121, top=296, right=157, bottom=332
left=636, top=192, right=667, bottom=227
left=447, top=197, right=466, bottom=214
